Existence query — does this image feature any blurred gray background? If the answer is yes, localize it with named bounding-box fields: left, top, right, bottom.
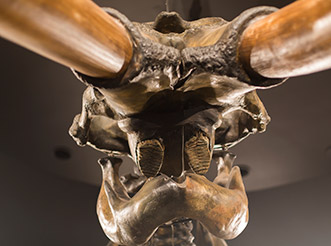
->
left=0, top=0, right=330, bottom=245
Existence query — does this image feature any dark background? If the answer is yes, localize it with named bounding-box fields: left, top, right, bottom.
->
left=0, top=0, right=330, bottom=245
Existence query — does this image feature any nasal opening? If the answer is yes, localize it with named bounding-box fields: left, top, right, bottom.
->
left=153, top=11, right=187, bottom=34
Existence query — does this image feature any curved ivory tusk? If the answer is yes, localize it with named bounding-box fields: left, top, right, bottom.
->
left=0, top=0, right=133, bottom=78
left=97, top=157, right=248, bottom=245
left=239, top=0, right=331, bottom=78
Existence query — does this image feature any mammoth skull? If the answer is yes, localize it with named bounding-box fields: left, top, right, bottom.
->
left=69, top=6, right=285, bottom=246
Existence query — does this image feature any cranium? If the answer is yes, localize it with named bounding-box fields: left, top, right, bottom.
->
left=69, top=7, right=285, bottom=246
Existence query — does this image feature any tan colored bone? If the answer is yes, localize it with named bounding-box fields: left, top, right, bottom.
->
left=97, top=157, right=248, bottom=245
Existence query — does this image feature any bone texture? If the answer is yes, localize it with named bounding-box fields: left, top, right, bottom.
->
left=70, top=6, right=287, bottom=246
left=136, top=139, right=164, bottom=177
left=97, top=156, right=247, bottom=245
left=185, top=131, right=211, bottom=174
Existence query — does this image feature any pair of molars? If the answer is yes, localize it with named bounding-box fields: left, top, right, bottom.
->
left=97, top=154, right=248, bottom=245
left=136, top=130, right=213, bottom=178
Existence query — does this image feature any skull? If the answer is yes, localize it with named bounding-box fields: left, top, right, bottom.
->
left=69, top=6, right=284, bottom=245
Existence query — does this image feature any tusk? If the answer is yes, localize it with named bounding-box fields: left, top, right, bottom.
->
left=239, top=0, right=331, bottom=78
left=97, top=157, right=248, bottom=245
left=0, top=0, right=133, bottom=78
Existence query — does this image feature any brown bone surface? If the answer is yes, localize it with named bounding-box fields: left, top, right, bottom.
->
left=97, top=157, right=248, bottom=245
left=69, top=6, right=286, bottom=245
left=70, top=7, right=282, bottom=173
left=1, top=0, right=330, bottom=245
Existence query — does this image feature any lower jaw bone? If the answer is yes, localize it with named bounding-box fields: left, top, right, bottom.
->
left=97, top=157, right=248, bottom=245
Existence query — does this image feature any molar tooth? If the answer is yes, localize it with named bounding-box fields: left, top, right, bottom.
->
left=185, top=132, right=211, bottom=174
left=136, top=139, right=164, bottom=177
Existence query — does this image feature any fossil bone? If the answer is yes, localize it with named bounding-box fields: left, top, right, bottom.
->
left=97, top=156, right=248, bottom=245
left=136, top=139, right=164, bottom=177
left=73, top=8, right=275, bottom=245
left=1, top=0, right=331, bottom=245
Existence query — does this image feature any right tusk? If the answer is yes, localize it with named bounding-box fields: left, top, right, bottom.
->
left=239, top=0, right=331, bottom=78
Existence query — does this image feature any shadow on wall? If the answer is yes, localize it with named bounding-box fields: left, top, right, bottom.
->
left=229, top=172, right=331, bottom=246
left=0, top=153, right=108, bottom=246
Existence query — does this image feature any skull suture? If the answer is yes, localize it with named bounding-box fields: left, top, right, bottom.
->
left=69, top=7, right=285, bottom=246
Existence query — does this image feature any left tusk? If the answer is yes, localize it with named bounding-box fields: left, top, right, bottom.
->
left=239, top=0, right=331, bottom=78
left=0, top=0, right=133, bottom=78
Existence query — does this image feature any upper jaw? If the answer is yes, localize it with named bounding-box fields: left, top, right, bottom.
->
left=97, top=154, right=248, bottom=245
left=120, top=108, right=221, bottom=178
